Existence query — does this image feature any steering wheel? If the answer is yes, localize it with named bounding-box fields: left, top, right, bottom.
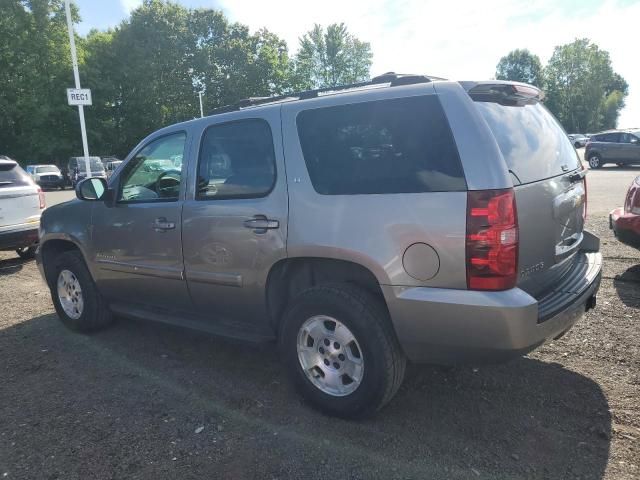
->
left=155, top=170, right=181, bottom=198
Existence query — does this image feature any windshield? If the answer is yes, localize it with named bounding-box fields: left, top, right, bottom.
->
left=475, top=101, right=580, bottom=184
left=36, top=166, right=59, bottom=173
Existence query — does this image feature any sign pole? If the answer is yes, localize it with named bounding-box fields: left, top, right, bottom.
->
left=199, top=91, right=204, bottom=118
left=64, top=0, right=90, bottom=179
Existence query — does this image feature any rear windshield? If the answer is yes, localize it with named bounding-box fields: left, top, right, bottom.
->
left=474, top=101, right=580, bottom=184
left=296, top=95, right=466, bottom=195
left=0, top=163, right=32, bottom=187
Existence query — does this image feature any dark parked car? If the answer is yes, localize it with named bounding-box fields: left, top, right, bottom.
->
left=66, top=156, right=107, bottom=187
left=610, top=175, right=640, bottom=248
left=585, top=130, right=640, bottom=168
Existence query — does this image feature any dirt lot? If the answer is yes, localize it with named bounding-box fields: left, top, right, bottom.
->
left=1, top=167, right=638, bottom=480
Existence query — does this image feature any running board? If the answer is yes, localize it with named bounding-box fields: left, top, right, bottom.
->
left=109, top=302, right=275, bottom=343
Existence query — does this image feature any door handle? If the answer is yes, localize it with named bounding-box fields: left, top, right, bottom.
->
left=153, top=217, right=176, bottom=232
left=244, top=215, right=279, bottom=233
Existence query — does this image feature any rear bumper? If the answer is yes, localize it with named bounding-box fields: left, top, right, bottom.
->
left=383, top=250, right=602, bottom=364
left=610, top=207, right=640, bottom=248
left=0, top=225, right=39, bottom=250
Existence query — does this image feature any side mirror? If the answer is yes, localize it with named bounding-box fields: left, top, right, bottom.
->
left=631, top=137, right=639, bottom=145
left=76, top=177, right=107, bottom=201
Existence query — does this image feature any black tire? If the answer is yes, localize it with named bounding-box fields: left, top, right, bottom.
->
left=588, top=153, right=602, bottom=169
left=574, top=142, right=581, bottom=148
left=15, top=245, right=37, bottom=260
left=279, top=284, right=406, bottom=418
left=48, top=250, right=113, bottom=332
left=617, top=163, right=624, bottom=168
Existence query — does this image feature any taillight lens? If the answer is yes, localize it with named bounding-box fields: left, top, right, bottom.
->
left=466, top=189, right=518, bottom=290
left=38, top=187, right=46, bottom=209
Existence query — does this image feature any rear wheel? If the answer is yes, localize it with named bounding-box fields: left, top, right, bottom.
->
left=49, top=250, right=113, bottom=332
left=574, top=142, right=581, bottom=148
left=588, top=153, right=602, bottom=169
left=279, top=284, right=406, bottom=418
left=16, top=246, right=37, bottom=260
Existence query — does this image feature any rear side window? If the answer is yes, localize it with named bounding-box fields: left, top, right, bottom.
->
left=197, top=119, right=276, bottom=199
left=296, top=96, right=466, bottom=195
left=0, top=162, right=32, bottom=188
left=475, top=101, right=580, bottom=184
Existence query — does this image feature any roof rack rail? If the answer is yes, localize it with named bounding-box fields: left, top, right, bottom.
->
left=207, top=72, right=444, bottom=115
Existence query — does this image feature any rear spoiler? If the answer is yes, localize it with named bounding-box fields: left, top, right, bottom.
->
left=459, top=81, right=544, bottom=106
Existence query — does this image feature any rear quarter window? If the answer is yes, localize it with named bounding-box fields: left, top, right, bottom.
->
left=296, top=95, right=466, bottom=195
left=475, top=101, right=580, bottom=184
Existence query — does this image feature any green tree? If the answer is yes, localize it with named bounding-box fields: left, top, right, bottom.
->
left=495, top=49, right=542, bottom=87
left=543, top=38, right=627, bottom=132
left=82, top=0, right=292, bottom=155
left=293, top=23, right=372, bottom=89
left=0, top=0, right=81, bottom=164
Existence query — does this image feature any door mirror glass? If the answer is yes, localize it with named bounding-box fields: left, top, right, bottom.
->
left=76, top=177, right=107, bottom=201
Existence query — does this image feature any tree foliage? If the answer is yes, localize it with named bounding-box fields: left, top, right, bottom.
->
left=495, top=49, right=543, bottom=87
left=0, top=0, right=80, bottom=163
left=0, top=1, right=370, bottom=163
left=292, top=23, right=372, bottom=90
left=543, top=39, right=627, bottom=132
left=495, top=40, right=628, bottom=132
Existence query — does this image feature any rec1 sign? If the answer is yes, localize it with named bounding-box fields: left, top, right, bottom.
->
left=67, top=88, right=92, bottom=106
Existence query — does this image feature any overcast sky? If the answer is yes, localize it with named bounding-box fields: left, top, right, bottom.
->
left=76, top=0, right=640, bottom=129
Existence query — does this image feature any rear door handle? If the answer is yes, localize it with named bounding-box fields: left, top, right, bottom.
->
left=244, top=215, right=279, bottom=233
left=153, top=217, right=176, bottom=232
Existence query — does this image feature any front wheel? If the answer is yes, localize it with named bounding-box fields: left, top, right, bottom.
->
left=588, top=154, right=602, bottom=169
left=49, top=250, right=113, bottom=332
left=279, top=284, right=406, bottom=418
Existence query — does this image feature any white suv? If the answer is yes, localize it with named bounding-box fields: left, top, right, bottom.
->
left=0, top=156, right=45, bottom=259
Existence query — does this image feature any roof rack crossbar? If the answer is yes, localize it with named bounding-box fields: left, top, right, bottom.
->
left=207, top=72, right=443, bottom=115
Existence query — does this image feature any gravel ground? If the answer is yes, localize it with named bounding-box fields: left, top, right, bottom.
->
left=0, top=167, right=638, bottom=480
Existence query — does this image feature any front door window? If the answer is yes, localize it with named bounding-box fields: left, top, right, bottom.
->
left=118, top=132, right=186, bottom=202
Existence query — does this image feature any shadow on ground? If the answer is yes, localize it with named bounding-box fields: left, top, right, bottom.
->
left=614, top=264, right=640, bottom=308
left=0, top=255, right=30, bottom=276
left=0, top=314, right=611, bottom=480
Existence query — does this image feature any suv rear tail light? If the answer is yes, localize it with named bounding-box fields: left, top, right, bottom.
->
left=38, top=187, right=46, bottom=209
left=466, top=189, right=518, bottom=290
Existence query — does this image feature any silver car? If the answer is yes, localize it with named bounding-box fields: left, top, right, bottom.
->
left=1, top=157, right=45, bottom=258
left=37, top=75, right=602, bottom=417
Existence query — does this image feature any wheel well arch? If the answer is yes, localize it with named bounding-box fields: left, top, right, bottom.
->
left=265, top=257, right=387, bottom=331
left=40, top=239, right=82, bottom=285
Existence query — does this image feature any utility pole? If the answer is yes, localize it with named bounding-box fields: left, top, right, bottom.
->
left=64, top=0, right=91, bottom=179
left=199, top=91, right=204, bottom=118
